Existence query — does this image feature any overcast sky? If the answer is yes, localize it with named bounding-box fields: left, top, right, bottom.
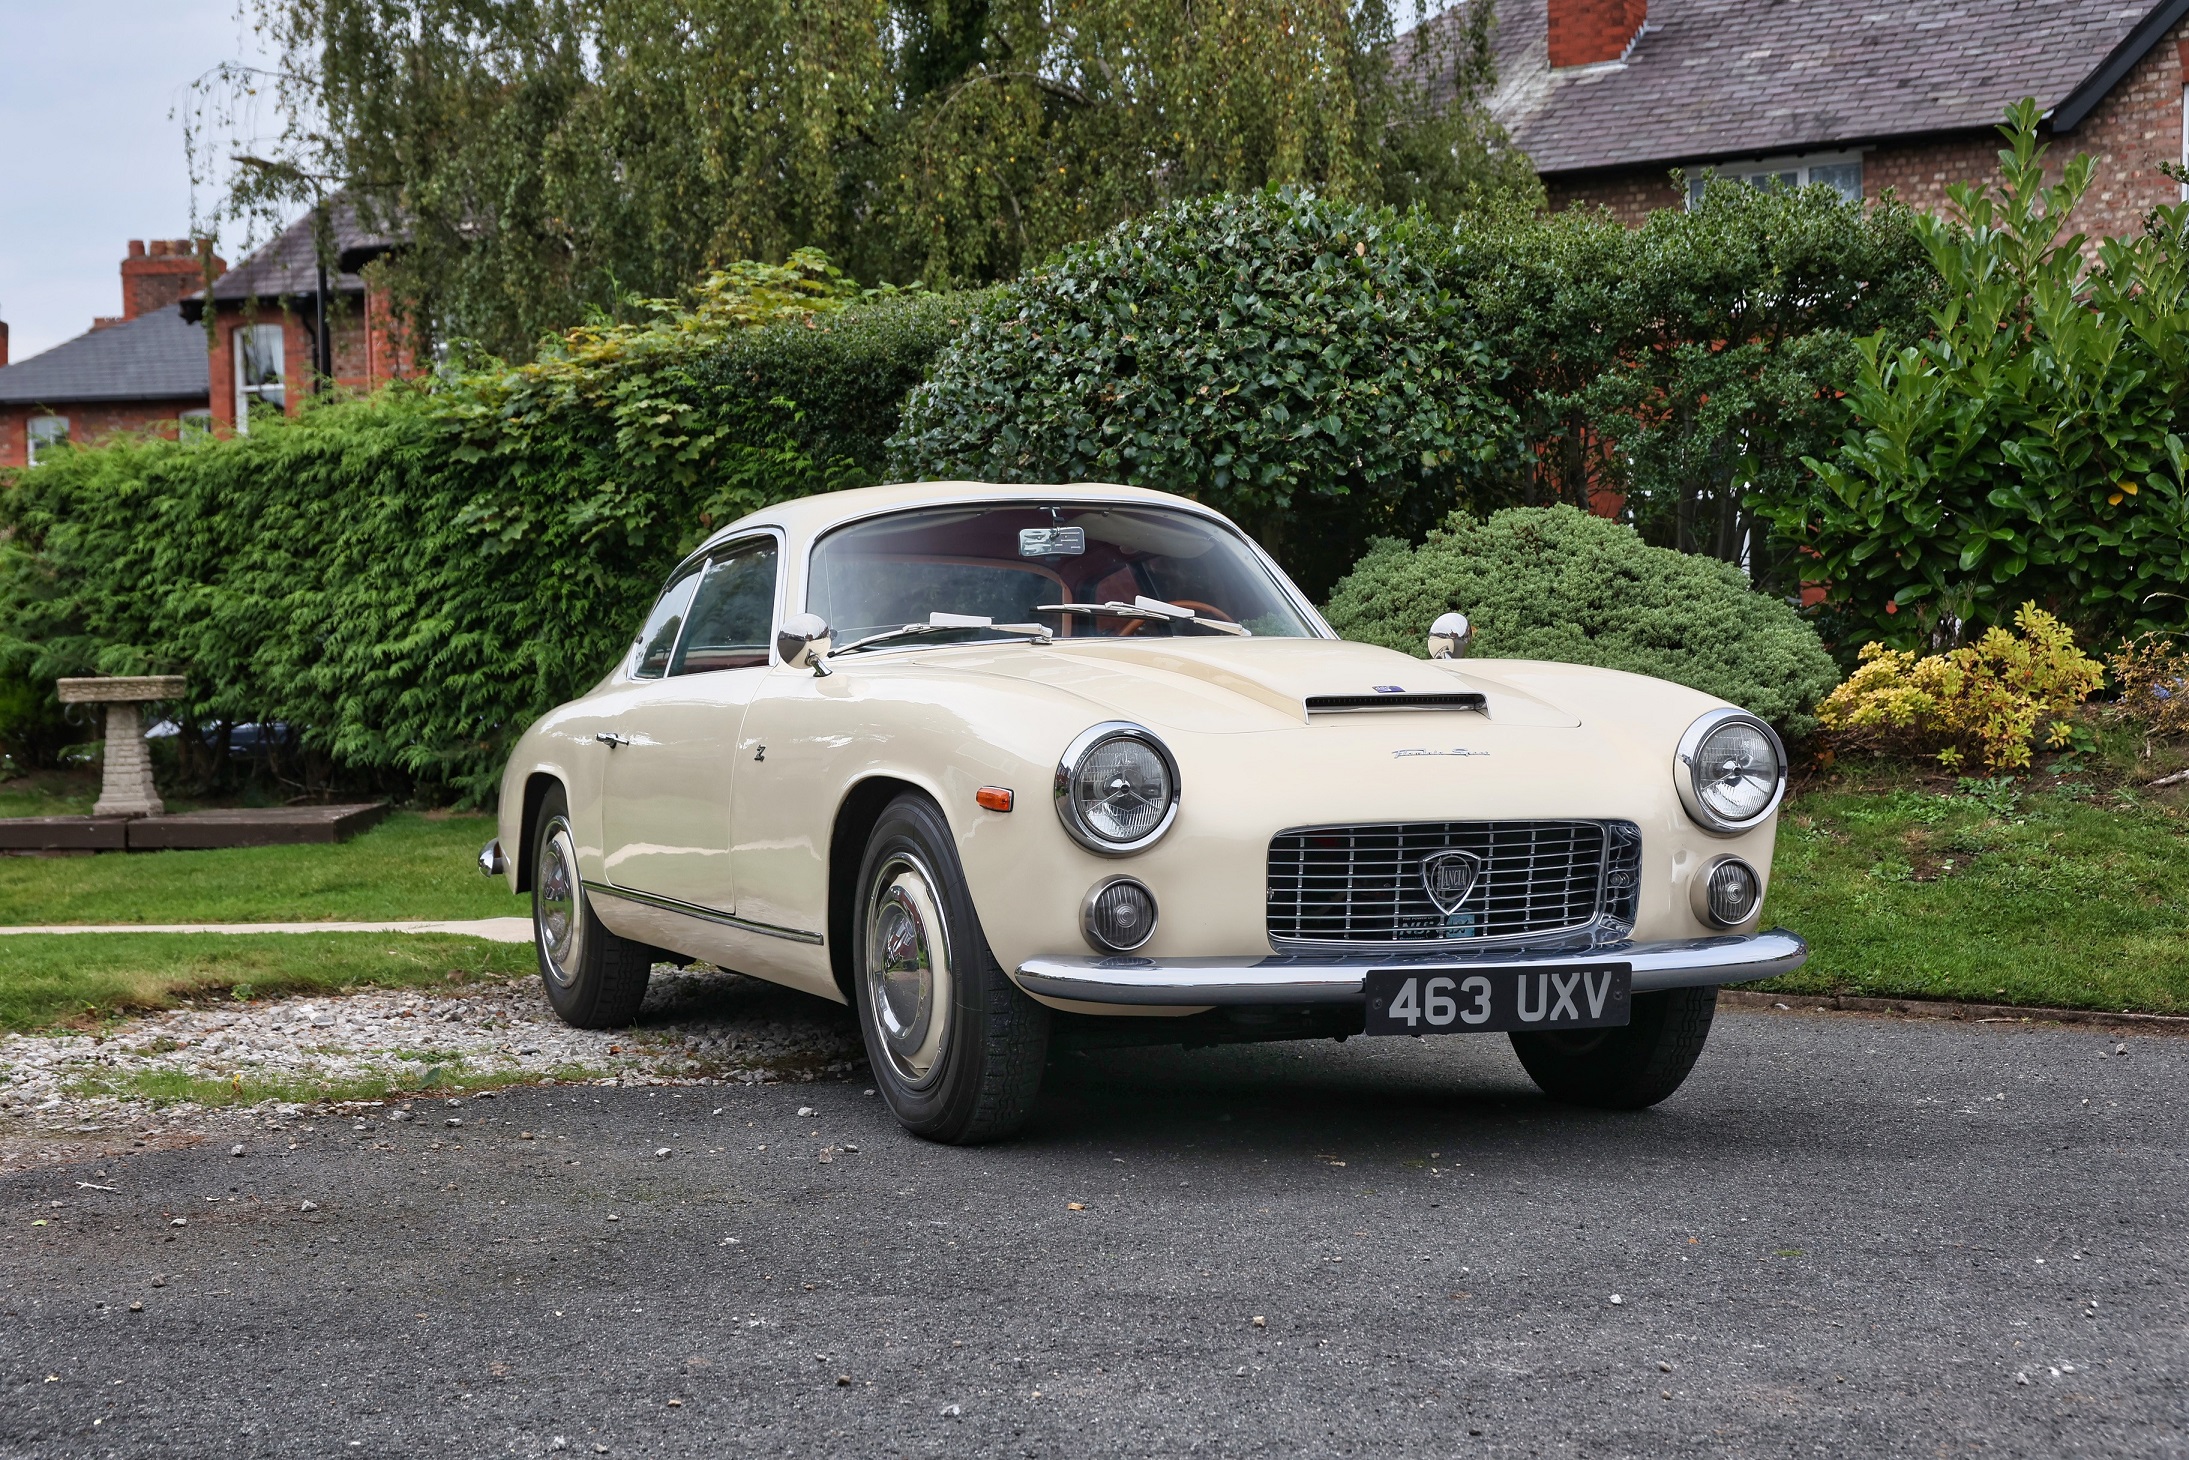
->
left=0, top=1, right=274, bottom=361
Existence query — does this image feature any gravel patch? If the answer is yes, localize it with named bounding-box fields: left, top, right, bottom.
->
left=0, top=965, right=865, bottom=1169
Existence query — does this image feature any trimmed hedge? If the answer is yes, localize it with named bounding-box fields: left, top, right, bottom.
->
left=1323, top=506, right=1841, bottom=734
left=0, top=275, right=974, bottom=798
left=890, top=188, right=1520, bottom=598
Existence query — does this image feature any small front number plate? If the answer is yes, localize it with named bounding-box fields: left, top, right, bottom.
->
left=1362, top=965, right=1631, bottom=1036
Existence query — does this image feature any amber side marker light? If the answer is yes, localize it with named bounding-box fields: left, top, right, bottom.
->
left=976, top=787, right=1015, bottom=812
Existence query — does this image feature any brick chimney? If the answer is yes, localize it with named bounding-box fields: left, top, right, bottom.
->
left=1548, top=0, right=1647, bottom=69
left=0, top=319, right=9, bottom=368
left=120, top=238, right=225, bottom=320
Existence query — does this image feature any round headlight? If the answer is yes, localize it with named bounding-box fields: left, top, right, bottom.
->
left=1675, top=709, right=1786, bottom=834
left=1055, top=722, right=1180, bottom=854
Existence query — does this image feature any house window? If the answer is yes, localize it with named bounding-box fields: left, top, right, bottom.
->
left=235, top=322, right=286, bottom=434
left=179, top=409, right=213, bottom=443
left=1689, top=152, right=1864, bottom=207
left=26, top=416, right=68, bottom=466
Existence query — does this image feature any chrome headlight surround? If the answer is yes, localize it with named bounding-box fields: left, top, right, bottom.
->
left=1054, top=721, right=1181, bottom=856
left=1675, top=707, right=1787, bottom=836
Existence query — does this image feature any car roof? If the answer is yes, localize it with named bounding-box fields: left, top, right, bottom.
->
left=693, top=480, right=1223, bottom=558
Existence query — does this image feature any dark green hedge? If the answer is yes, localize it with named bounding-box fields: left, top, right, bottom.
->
left=0, top=285, right=971, bottom=799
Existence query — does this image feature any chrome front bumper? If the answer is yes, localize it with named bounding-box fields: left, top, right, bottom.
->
left=1013, top=928, right=1807, bottom=1007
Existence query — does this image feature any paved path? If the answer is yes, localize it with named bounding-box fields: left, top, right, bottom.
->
left=0, top=1005, right=2181, bottom=1457
left=0, top=917, right=532, bottom=942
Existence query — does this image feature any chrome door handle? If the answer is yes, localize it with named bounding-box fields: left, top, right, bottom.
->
left=596, top=732, right=633, bottom=748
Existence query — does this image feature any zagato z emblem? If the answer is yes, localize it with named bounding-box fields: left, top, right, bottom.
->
left=1421, top=850, right=1483, bottom=914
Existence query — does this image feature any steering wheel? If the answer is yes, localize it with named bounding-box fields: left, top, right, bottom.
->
left=1115, top=599, right=1237, bottom=637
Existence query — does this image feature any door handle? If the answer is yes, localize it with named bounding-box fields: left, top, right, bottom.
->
left=596, top=732, right=633, bottom=748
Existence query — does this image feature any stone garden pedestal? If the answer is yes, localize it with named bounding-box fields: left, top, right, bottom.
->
left=55, top=676, right=186, bottom=818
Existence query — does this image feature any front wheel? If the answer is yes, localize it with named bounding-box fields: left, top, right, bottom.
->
left=852, top=793, right=1049, bottom=1143
left=532, top=787, right=654, bottom=1029
left=1509, top=986, right=1717, bottom=1109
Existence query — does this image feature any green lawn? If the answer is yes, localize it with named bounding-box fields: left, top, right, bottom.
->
left=0, top=931, right=534, bottom=1032
left=0, top=812, right=526, bottom=925
left=1759, top=772, right=2189, bottom=1014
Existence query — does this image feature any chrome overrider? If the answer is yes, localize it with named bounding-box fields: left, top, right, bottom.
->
left=1012, top=928, right=1807, bottom=1007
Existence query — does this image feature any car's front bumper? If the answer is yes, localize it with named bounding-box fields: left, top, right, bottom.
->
left=1013, top=928, right=1807, bottom=1008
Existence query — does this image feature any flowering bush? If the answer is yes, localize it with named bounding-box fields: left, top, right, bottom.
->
left=1815, top=604, right=2104, bottom=769
left=2106, top=633, right=2189, bottom=748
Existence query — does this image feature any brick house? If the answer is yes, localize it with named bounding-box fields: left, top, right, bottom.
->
left=1423, top=0, right=2189, bottom=235
left=0, top=240, right=224, bottom=469
left=180, top=200, right=413, bottom=433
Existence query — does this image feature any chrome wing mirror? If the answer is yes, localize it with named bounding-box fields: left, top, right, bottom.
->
left=1426, top=611, right=1474, bottom=660
left=776, top=613, right=833, bottom=677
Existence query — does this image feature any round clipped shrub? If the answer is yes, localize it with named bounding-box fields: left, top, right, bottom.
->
left=1323, top=506, right=1841, bottom=733
left=888, top=187, right=1519, bottom=598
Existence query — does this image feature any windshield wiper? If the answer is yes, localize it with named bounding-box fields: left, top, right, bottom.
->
left=1034, top=595, right=1250, bottom=636
left=829, top=614, right=1054, bottom=659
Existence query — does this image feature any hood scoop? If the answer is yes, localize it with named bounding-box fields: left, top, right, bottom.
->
left=1305, top=691, right=1487, bottom=715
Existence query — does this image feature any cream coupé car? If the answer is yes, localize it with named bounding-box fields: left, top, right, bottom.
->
left=484, top=481, right=1806, bottom=1142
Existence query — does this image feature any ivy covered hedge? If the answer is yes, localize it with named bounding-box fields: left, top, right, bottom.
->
left=1324, top=506, right=1841, bottom=734
left=0, top=260, right=972, bottom=798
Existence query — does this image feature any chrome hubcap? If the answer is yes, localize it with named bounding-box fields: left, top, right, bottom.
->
left=864, top=852, right=951, bottom=1086
left=536, top=819, right=585, bottom=989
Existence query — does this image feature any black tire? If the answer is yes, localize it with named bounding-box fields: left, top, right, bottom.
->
left=852, top=793, right=1050, bottom=1144
left=1509, top=986, right=1717, bottom=1110
left=531, top=785, right=654, bottom=1029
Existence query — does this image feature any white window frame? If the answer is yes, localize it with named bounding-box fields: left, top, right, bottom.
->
left=234, top=322, right=286, bottom=435
left=179, top=408, right=213, bottom=443
left=26, top=415, right=68, bottom=466
left=1688, top=149, right=1865, bottom=207
left=2180, top=84, right=2187, bottom=202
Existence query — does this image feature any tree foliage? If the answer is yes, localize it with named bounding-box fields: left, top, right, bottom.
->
left=0, top=268, right=970, bottom=797
left=1323, top=506, right=1842, bottom=734
left=1784, top=102, right=2189, bottom=649
left=890, top=188, right=1523, bottom=597
left=195, top=0, right=1535, bottom=357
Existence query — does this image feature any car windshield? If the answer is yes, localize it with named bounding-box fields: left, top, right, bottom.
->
left=806, top=503, right=1320, bottom=645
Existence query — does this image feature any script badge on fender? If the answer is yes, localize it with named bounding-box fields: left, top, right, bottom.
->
left=1362, top=965, right=1632, bottom=1036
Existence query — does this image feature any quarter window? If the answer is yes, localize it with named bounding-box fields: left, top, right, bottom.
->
left=671, top=539, right=779, bottom=675
left=629, top=564, right=704, bottom=679
left=235, top=322, right=286, bottom=434
left=26, top=415, right=68, bottom=466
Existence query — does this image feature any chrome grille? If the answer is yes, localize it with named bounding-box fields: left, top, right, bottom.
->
left=1266, top=820, right=1641, bottom=949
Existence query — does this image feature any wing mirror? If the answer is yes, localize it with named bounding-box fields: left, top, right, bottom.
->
left=776, top=612, right=834, bottom=676
left=1426, top=611, right=1474, bottom=660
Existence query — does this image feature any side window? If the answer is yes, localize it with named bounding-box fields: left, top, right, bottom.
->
left=629, top=564, right=703, bottom=680
left=672, top=539, right=779, bottom=675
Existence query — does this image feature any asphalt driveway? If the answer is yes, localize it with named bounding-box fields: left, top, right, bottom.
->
left=2, top=1002, right=2182, bottom=1458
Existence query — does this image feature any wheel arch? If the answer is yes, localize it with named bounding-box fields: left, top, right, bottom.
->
left=514, top=771, right=565, bottom=894
left=827, top=774, right=930, bottom=1001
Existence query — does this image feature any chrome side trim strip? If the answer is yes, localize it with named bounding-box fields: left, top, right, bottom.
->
left=1012, top=929, right=1808, bottom=1007
left=582, top=880, right=824, bottom=946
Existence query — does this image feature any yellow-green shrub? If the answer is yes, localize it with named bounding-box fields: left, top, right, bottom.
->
left=1815, top=604, right=2103, bottom=769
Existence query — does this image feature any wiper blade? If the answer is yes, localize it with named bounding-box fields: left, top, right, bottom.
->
left=830, top=615, right=1053, bottom=658
left=1034, top=595, right=1250, bottom=636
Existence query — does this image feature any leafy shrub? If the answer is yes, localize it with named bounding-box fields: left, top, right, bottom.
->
left=890, top=188, right=1522, bottom=598
left=1814, top=604, right=2105, bottom=770
left=1788, top=103, right=2189, bottom=648
left=2106, top=633, right=2189, bottom=747
left=0, top=256, right=964, bottom=803
left=1322, top=505, right=1841, bottom=733
left=1446, top=183, right=1935, bottom=591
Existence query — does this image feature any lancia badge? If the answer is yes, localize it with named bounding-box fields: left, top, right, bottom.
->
left=1421, top=850, right=1483, bottom=913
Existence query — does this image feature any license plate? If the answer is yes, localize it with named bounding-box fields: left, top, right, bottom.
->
left=1362, top=965, right=1631, bottom=1036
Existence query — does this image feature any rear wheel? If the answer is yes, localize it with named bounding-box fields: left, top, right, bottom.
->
left=532, top=786, right=653, bottom=1029
left=1509, top=986, right=1717, bottom=1109
left=853, top=793, right=1049, bottom=1143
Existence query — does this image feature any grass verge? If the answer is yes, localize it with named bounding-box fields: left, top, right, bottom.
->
left=0, top=812, right=526, bottom=925
left=60, top=1060, right=603, bottom=1110
left=0, top=931, right=533, bottom=1031
left=1759, top=768, right=2189, bottom=1014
